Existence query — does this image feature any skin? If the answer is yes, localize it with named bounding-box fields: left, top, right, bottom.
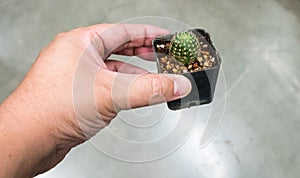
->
left=0, top=24, right=191, bottom=178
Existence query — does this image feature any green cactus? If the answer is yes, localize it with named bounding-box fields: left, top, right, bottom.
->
left=169, top=31, right=200, bottom=65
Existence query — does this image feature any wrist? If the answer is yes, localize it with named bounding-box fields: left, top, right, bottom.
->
left=0, top=90, right=84, bottom=177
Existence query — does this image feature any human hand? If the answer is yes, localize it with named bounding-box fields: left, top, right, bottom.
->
left=0, top=24, right=191, bottom=177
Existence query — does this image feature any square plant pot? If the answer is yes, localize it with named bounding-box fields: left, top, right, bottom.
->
left=152, top=28, right=222, bottom=110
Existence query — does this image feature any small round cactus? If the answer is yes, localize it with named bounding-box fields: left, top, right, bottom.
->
left=169, top=31, right=200, bottom=65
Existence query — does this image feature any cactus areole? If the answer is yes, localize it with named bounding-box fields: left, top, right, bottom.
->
left=169, top=31, right=200, bottom=65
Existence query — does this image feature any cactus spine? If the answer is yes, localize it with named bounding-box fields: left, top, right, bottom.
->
left=169, top=31, right=200, bottom=65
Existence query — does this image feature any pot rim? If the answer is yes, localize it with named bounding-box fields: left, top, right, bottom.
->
left=152, top=28, right=222, bottom=74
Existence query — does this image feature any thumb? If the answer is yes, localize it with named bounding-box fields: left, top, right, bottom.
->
left=112, top=73, right=192, bottom=110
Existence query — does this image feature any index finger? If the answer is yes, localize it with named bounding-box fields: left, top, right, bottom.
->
left=88, top=24, right=169, bottom=58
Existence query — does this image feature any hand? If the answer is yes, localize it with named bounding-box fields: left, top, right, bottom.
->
left=0, top=23, right=191, bottom=177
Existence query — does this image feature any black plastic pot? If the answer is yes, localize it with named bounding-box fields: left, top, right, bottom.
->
left=153, top=28, right=222, bottom=110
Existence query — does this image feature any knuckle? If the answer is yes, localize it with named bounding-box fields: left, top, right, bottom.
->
left=54, top=32, right=67, bottom=40
left=150, top=75, right=165, bottom=96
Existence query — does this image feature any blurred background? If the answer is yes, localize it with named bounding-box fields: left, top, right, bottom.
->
left=1, top=0, right=300, bottom=177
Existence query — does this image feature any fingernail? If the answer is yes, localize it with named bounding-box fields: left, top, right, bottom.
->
left=172, top=75, right=192, bottom=97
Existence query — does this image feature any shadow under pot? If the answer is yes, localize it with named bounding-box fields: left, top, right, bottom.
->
left=152, top=28, right=222, bottom=110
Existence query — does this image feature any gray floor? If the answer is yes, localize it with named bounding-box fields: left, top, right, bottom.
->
left=1, top=0, right=300, bottom=178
